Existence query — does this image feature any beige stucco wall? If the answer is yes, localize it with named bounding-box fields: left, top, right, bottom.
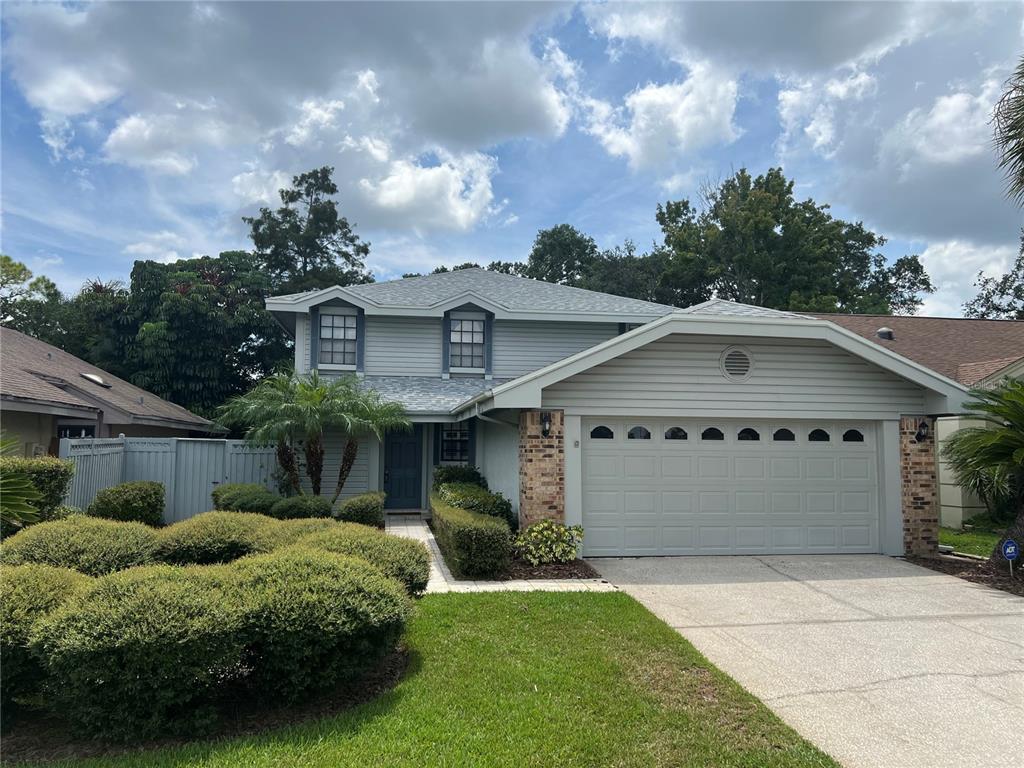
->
left=935, top=416, right=987, bottom=529
left=1, top=410, right=56, bottom=456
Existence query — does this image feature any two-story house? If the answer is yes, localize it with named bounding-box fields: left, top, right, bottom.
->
left=267, top=268, right=970, bottom=559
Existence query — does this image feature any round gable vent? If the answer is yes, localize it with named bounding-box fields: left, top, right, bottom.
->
left=720, top=346, right=752, bottom=381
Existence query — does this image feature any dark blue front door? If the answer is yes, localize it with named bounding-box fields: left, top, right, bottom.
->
left=384, top=426, right=423, bottom=509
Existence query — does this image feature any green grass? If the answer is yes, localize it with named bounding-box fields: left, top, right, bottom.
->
left=18, top=592, right=836, bottom=768
left=940, top=513, right=1004, bottom=557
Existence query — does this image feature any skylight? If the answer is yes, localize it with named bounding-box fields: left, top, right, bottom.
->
left=80, top=372, right=112, bottom=388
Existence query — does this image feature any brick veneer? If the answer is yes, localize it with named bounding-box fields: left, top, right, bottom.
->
left=900, top=416, right=939, bottom=556
left=518, top=410, right=565, bottom=527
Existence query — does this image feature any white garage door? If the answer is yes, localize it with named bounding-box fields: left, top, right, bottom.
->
left=582, top=419, right=880, bottom=556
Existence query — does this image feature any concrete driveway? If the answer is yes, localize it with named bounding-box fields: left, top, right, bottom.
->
left=591, top=555, right=1024, bottom=768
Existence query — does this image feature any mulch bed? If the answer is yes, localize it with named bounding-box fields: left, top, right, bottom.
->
left=907, top=555, right=1024, bottom=597
left=503, top=558, right=603, bottom=580
left=1, top=649, right=408, bottom=766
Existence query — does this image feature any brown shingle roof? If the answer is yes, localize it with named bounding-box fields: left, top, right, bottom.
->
left=812, top=314, right=1024, bottom=384
left=1, top=327, right=213, bottom=430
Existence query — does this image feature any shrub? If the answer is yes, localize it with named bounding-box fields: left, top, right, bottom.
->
left=30, top=565, right=243, bottom=740
left=430, top=493, right=512, bottom=579
left=335, top=491, right=386, bottom=527
left=0, top=456, right=74, bottom=519
left=514, top=520, right=584, bottom=565
left=264, top=517, right=338, bottom=548
left=230, top=548, right=410, bottom=701
left=437, top=482, right=516, bottom=530
left=211, top=483, right=279, bottom=514
left=268, top=494, right=333, bottom=520
left=157, top=511, right=274, bottom=565
left=50, top=505, right=80, bottom=520
left=0, top=516, right=159, bottom=576
left=297, top=524, right=431, bottom=595
left=1, top=564, right=91, bottom=714
left=87, top=481, right=164, bottom=526
left=432, top=465, right=486, bottom=489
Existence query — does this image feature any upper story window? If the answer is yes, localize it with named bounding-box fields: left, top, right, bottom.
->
left=319, top=311, right=358, bottom=367
left=449, top=316, right=485, bottom=370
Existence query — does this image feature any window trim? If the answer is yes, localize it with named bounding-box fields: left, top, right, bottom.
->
left=627, top=425, right=652, bottom=440
left=589, top=425, right=615, bottom=440
left=317, top=308, right=359, bottom=369
left=445, top=310, right=489, bottom=375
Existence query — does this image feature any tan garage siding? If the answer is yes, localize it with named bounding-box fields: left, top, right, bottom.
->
left=542, top=335, right=926, bottom=419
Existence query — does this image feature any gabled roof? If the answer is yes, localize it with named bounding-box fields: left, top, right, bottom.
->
left=678, top=299, right=808, bottom=319
left=812, top=314, right=1024, bottom=385
left=453, top=304, right=969, bottom=417
left=957, top=357, right=1024, bottom=387
left=267, top=268, right=676, bottom=323
left=0, top=327, right=214, bottom=430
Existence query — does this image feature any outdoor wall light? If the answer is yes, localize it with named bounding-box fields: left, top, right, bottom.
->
left=540, top=411, right=552, bottom=438
left=914, top=420, right=930, bottom=443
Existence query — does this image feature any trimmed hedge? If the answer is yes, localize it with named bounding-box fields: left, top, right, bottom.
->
left=269, top=494, right=333, bottom=520
left=264, top=517, right=338, bottom=548
left=432, top=465, right=486, bottom=489
left=437, top=482, right=516, bottom=530
left=1, top=564, right=91, bottom=714
left=157, top=511, right=273, bottom=565
left=87, top=481, right=165, bottom=526
left=335, top=491, right=386, bottom=528
left=230, top=548, right=410, bottom=701
left=30, top=565, right=243, bottom=739
left=0, top=456, right=74, bottom=519
left=0, top=516, right=159, bottom=576
left=430, top=493, right=512, bottom=579
left=298, top=524, right=431, bottom=596
left=211, top=483, right=279, bottom=515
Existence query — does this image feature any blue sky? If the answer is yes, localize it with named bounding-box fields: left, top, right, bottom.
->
left=2, top=1, right=1021, bottom=316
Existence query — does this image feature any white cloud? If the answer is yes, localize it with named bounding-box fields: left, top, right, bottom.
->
left=778, top=70, right=877, bottom=157
left=359, top=151, right=497, bottom=231
left=918, top=239, right=1017, bottom=316
left=39, top=116, right=82, bottom=162
left=583, top=62, right=739, bottom=170
left=284, top=98, right=346, bottom=147
left=231, top=168, right=291, bottom=205
left=882, top=79, right=999, bottom=169
left=122, top=230, right=188, bottom=263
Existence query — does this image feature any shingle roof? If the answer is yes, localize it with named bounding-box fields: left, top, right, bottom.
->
left=1, top=327, right=213, bottom=429
left=277, top=268, right=676, bottom=317
left=956, top=357, right=1024, bottom=387
left=810, top=314, right=1024, bottom=384
left=677, top=299, right=809, bottom=319
left=359, top=375, right=506, bottom=414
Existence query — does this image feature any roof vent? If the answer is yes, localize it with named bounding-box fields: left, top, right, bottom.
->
left=720, top=346, right=753, bottom=381
left=876, top=327, right=895, bottom=341
left=80, top=372, right=111, bottom=388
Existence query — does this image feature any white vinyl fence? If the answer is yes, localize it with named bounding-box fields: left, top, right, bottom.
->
left=59, top=438, right=276, bottom=523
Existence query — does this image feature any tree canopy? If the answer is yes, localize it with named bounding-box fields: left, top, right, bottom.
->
left=994, top=55, right=1024, bottom=204
left=964, top=233, right=1024, bottom=319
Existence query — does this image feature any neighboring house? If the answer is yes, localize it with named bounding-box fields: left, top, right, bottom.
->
left=813, top=314, right=1024, bottom=529
left=1, top=327, right=215, bottom=455
left=268, top=268, right=970, bottom=558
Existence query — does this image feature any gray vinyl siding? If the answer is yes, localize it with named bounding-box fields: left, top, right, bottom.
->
left=297, top=314, right=311, bottom=373
left=542, top=335, right=927, bottom=419
left=363, top=316, right=443, bottom=377
left=477, top=419, right=520, bottom=513
left=299, top=430, right=371, bottom=501
left=492, top=321, right=619, bottom=379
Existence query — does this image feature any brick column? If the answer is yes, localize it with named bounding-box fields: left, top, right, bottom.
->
left=900, top=416, right=939, bottom=556
left=518, top=410, right=565, bottom=527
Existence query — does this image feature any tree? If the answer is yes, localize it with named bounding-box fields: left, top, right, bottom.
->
left=942, top=380, right=1024, bottom=563
left=0, top=255, right=67, bottom=343
left=521, top=224, right=599, bottom=286
left=219, top=371, right=409, bottom=499
left=994, top=55, right=1024, bottom=204
left=578, top=242, right=674, bottom=304
left=964, top=233, right=1024, bottom=319
left=244, top=166, right=372, bottom=294
left=655, top=168, right=934, bottom=313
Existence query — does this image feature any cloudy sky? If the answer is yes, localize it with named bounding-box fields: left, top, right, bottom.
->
left=2, top=1, right=1021, bottom=316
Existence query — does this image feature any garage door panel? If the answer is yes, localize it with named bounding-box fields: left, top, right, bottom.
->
left=582, top=419, right=880, bottom=556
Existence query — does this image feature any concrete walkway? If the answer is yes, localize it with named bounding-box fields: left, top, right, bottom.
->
left=385, top=515, right=615, bottom=594
left=592, top=555, right=1024, bottom=768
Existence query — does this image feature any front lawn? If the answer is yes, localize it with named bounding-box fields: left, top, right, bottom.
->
left=15, top=592, right=837, bottom=768
left=939, top=513, right=1004, bottom=557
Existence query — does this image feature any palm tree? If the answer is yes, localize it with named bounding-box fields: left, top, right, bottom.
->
left=942, top=379, right=1024, bottom=562
left=219, top=371, right=409, bottom=499
left=323, top=378, right=410, bottom=504
left=994, top=55, right=1024, bottom=204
